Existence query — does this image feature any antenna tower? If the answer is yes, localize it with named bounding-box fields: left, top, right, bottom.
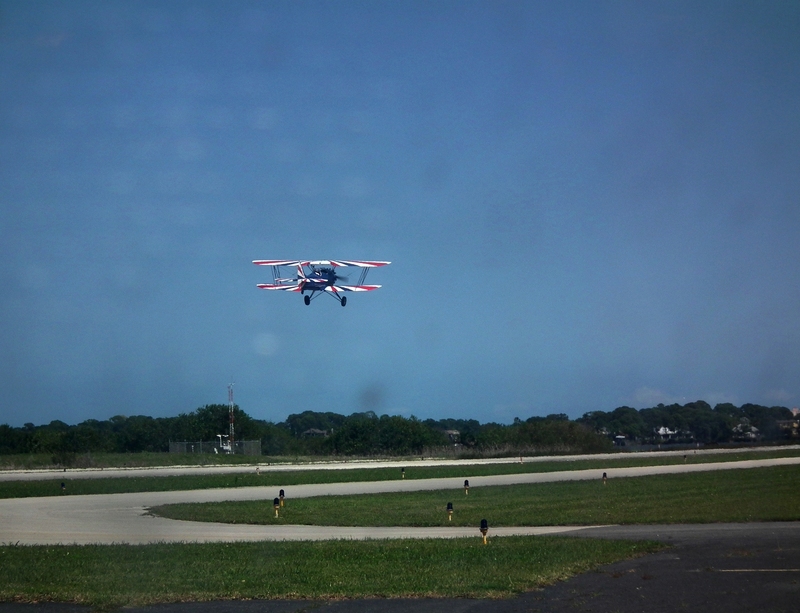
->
left=228, top=383, right=235, bottom=453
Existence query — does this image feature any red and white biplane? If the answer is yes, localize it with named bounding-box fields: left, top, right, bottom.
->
left=253, top=260, right=390, bottom=306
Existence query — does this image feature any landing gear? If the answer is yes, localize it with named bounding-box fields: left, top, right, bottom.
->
left=301, top=290, right=346, bottom=306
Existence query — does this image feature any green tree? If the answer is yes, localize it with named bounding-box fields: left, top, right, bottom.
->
left=323, top=413, right=380, bottom=455
left=285, top=411, right=347, bottom=437
left=741, top=404, right=792, bottom=439
left=0, top=424, right=26, bottom=454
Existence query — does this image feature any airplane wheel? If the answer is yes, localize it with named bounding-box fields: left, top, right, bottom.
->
left=304, top=295, right=310, bottom=305
left=341, top=296, right=347, bottom=307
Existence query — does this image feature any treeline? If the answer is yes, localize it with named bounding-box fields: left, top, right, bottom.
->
left=578, top=401, right=795, bottom=443
left=1, top=401, right=795, bottom=462
left=0, top=406, right=611, bottom=458
left=0, top=405, right=265, bottom=457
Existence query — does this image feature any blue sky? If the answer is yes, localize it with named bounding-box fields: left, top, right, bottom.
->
left=1, top=1, right=799, bottom=427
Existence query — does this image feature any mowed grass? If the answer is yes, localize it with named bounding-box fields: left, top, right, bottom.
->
left=2, top=447, right=799, bottom=499
left=0, top=537, right=662, bottom=609
left=4, top=463, right=797, bottom=609
left=152, top=464, right=800, bottom=527
left=0, top=452, right=287, bottom=470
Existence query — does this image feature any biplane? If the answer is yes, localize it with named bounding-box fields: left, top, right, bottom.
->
left=253, top=260, right=390, bottom=306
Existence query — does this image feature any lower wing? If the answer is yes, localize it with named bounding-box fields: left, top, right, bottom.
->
left=325, top=285, right=382, bottom=293
left=257, top=283, right=303, bottom=292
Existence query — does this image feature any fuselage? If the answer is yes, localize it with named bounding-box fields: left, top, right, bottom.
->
left=301, top=268, right=337, bottom=291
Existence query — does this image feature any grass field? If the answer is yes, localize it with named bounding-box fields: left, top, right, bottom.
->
left=151, top=464, right=800, bottom=526
left=3, top=456, right=798, bottom=609
left=2, top=447, right=799, bottom=499
left=0, top=452, right=292, bottom=470
left=0, top=537, right=662, bottom=609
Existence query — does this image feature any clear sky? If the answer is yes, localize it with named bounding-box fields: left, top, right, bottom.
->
left=1, top=1, right=799, bottom=428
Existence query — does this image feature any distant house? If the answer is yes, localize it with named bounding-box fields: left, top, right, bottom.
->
left=654, top=426, right=677, bottom=441
left=614, top=435, right=626, bottom=447
left=444, top=429, right=460, bottom=444
left=733, top=418, right=759, bottom=441
left=302, top=428, right=328, bottom=437
left=776, top=420, right=799, bottom=439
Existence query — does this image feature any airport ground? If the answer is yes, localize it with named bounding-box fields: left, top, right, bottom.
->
left=252, top=521, right=797, bottom=613
left=3, top=445, right=799, bottom=482
left=1, top=524, right=797, bottom=613
left=1, top=448, right=798, bottom=611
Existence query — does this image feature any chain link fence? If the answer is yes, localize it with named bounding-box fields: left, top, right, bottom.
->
left=169, top=440, right=261, bottom=456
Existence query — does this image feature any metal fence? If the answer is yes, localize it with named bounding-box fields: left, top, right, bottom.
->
left=169, top=440, right=261, bottom=456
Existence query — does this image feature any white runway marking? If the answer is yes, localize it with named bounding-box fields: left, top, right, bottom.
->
left=714, top=569, right=800, bottom=572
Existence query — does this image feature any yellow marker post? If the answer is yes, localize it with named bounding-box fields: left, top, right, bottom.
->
left=447, top=502, right=453, bottom=522
left=464, top=479, right=469, bottom=495
left=279, top=489, right=285, bottom=507
left=480, top=519, right=488, bottom=545
left=273, top=497, right=280, bottom=518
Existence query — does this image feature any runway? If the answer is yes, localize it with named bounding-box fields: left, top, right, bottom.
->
left=1, top=456, right=798, bottom=545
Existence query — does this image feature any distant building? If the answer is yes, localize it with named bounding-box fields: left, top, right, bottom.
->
left=776, top=419, right=799, bottom=439
left=654, top=426, right=677, bottom=441
left=733, top=420, right=760, bottom=441
left=302, top=428, right=328, bottom=437
left=444, top=429, right=460, bottom=444
left=653, top=427, right=694, bottom=443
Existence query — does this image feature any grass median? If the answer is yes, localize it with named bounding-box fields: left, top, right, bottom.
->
left=151, top=464, right=800, bottom=526
left=2, top=448, right=799, bottom=499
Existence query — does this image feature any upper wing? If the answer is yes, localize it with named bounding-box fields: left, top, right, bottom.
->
left=254, top=260, right=390, bottom=268
left=253, top=260, right=303, bottom=267
left=304, top=260, right=390, bottom=268
left=325, top=285, right=382, bottom=293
